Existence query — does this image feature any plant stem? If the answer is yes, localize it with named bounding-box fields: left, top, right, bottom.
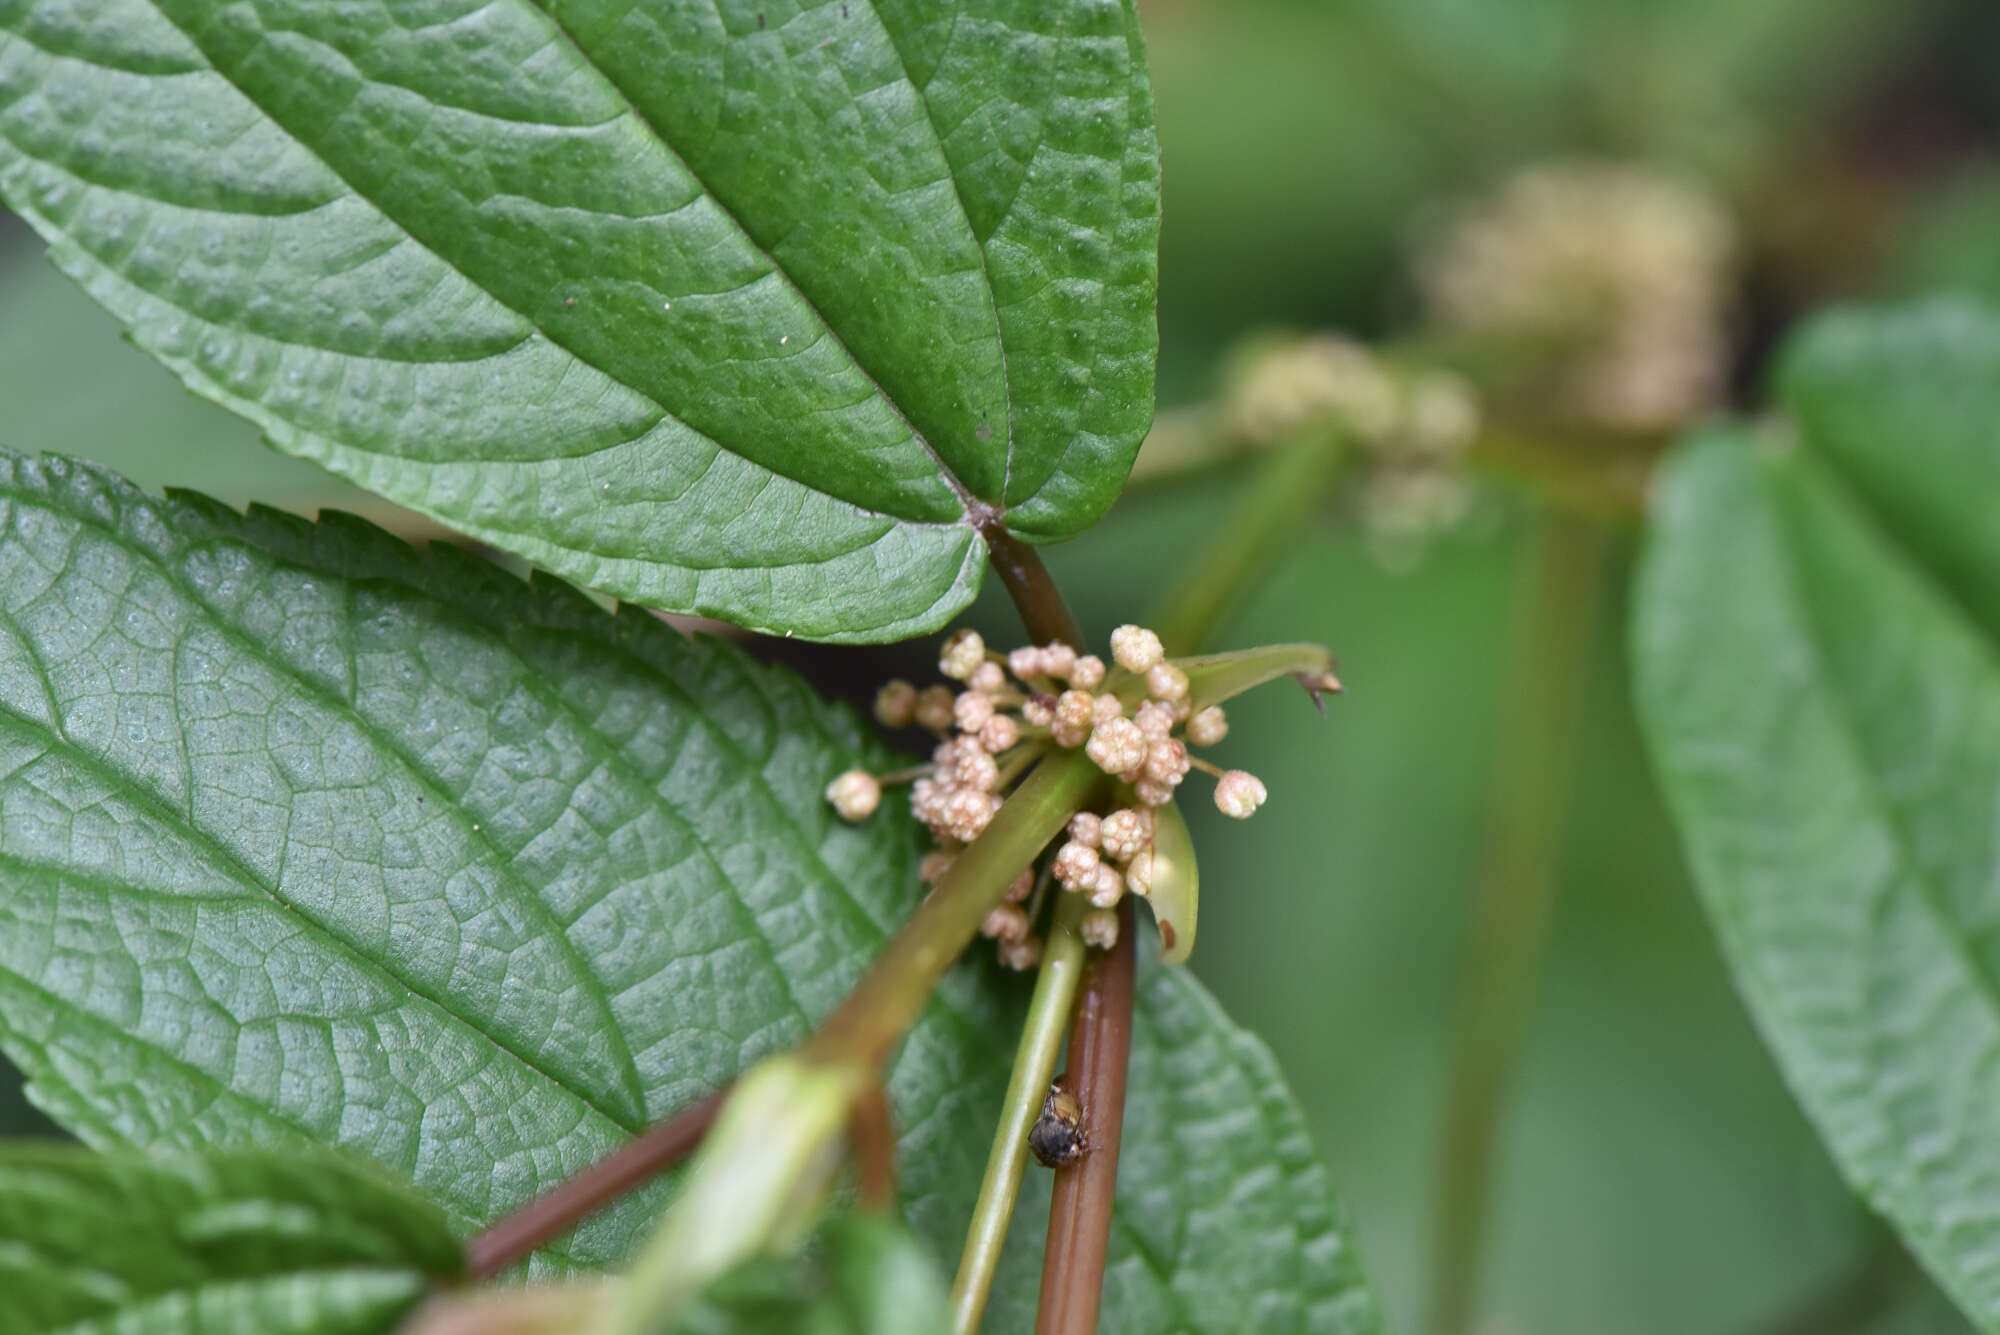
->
left=1153, top=421, right=1352, bottom=656
left=982, top=520, right=1085, bottom=649
left=1035, top=896, right=1136, bottom=1335
left=852, top=1080, right=898, bottom=1211
left=950, top=895, right=1093, bottom=1334
left=807, top=751, right=1105, bottom=1069
left=1428, top=509, right=1609, bottom=1335
left=464, top=1086, right=729, bottom=1280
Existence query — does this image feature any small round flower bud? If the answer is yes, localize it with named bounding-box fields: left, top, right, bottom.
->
left=1085, top=718, right=1148, bottom=776
left=940, top=629, right=986, bottom=681
left=1110, top=624, right=1165, bottom=674
left=874, top=680, right=917, bottom=728
left=1134, top=779, right=1176, bottom=807
left=1052, top=840, right=1101, bottom=888
left=1145, top=662, right=1189, bottom=703
left=1080, top=907, right=1120, bottom=949
left=1005, top=867, right=1036, bottom=902
left=948, top=743, right=999, bottom=793
left=954, top=690, right=995, bottom=734
left=1088, top=863, right=1125, bottom=908
left=946, top=787, right=1002, bottom=841
left=1068, top=811, right=1102, bottom=848
left=1041, top=643, right=1078, bottom=678
left=1091, top=693, right=1124, bottom=726
left=1134, top=700, right=1175, bottom=740
left=919, top=849, right=956, bottom=884
left=825, top=770, right=881, bottom=822
left=979, top=714, right=1020, bottom=753
left=1070, top=655, right=1107, bottom=689
left=1186, top=705, right=1229, bottom=746
left=997, top=936, right=1044, bottom=971
left=982, top=903, right=1030, bottom=943
left=970, top=661, right=1006, bottom=694
left=915, top=685, right=956, bottom=732
left=1142, top=739, right=1190, bottom=788
left=1125, top=848, right=1155, bottom=895
left=1008, top=646, right=1047, bottom=681
left=1053, top=690, right=1096, bottom=747
left=1099, top=808, right=1150, bottom=863
left=1023, top=693, right=1057, bottom=728
left=1214, top=769, right=1268, bottom=818
left=911, top=777, right=944, bottom=825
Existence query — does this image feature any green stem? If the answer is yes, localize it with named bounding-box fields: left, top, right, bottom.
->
left=1153, top=422, right=1353, bottom=656
left=982, top=521, right=1085, bottom=649
left=1428, top=509, right=1609, bottom=1335
left=949, top=895, right=1092, bottom=1334
left=807, top=751, right=1106, bottom=1069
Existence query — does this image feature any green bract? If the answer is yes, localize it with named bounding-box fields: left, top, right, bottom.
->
left=1637, top=300, right=2000, bottom=1331
left=0, top=0, right=1160, bottom=642
left=0, top=454, right=1377, bottom=1331
left=0, top=1143, right=459, bottom=1335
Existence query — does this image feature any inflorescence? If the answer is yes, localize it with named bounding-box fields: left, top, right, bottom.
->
left=824, top=624, right=1266, bottom=971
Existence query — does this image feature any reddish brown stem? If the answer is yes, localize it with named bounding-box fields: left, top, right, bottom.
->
left=464, top=1087, right=729, bottom=1280
left=852, top=1081, right=898, bottom=1212
left=1035, top=897, right=1137, bottom=1335
left=981, top=521, right=1085, bottom=650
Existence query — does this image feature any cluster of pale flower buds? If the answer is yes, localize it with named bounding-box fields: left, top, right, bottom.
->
left=824, top=623, right=1269, bottom=970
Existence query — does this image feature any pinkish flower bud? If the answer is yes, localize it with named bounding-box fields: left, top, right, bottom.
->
left=874, top=680, right=917, bottom=728
left=1041, top=643, right=1079, bottom=678
left=982, top=903, right=1030, bottom=943
left=1186, top=706, right=1228, bottom=746
left=1080, top=907, right=1120, bottom=949
left=940, top=628, right=986, bottom=681
left=1070, top=655, right=1107, bottom=689
left=1088, top=863, right=1125, bottom=908
left=997, top=936, right=1044, bottom=970
left=825, top=770, right=881, bottom=822
left=1099, top=808, right=1150, bottom=863
left=915, top=685, right=956, bottom=732
left=1008, top=646, right=1047, bottom=680
left=1134, top=700, right=1175, bottom=740
left=1085, top=718, right=1148, bottom=776
left=1145, top=662, right=1189, bottom=702
left=1110, top=624, right=1164, bottom=673
left=1068, top=811, right=1102, bottom=848
left=970, top=661, right=1006, bottom=693
left=1052, top=840, right=1101, bottom=888
left=954, top=690, right=995, bottom=733
left=1005, top=867, right=1036, bottom=902
left=1214, top=769, right=1268, bottom=818
left=979, top=714, right=1021, bottom=753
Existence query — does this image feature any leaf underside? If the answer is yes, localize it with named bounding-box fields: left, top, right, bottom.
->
left=1635, top=415, right=2000, bottom=1328
left=0, top=453, right=1380, bottom=1330
left=0, top=0, right=1160, bottom=643
left=0, top=1142, right=460, bottom=1335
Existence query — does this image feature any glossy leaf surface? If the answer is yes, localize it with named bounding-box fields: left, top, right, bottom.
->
left=0, top=0, right=1159, bottom=641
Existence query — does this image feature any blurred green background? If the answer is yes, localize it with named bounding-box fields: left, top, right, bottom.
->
left=7, top=0, right=2000, bottom=1331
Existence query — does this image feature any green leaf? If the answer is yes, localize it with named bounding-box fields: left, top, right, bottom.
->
left=0, top=1142, right=459, bottom=1334
left=664, top=1213, right=949, bottom=1335
left=1779, top=298, right=2000, bottom=641
left=0, top=0, right=1160, bottom=643
left=1634, top=428, right=2000, bottom=1330
left=0, top=452, right=1377, bottom=1327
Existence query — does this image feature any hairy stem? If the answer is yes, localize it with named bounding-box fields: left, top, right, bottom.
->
left=1154, top=422, right=1352, bottom=656
left=1428, top=510, right=1609, bottom=1334
left=1036, top=896, right=1137, bottom=1335
left=464, top=1087, right=729, bottom=1280
left=982, top=521, right=1086, bottom=650
left=807, top=751, right=1105, bottom=1069
left=950, top=895, right=1093, bottom=1333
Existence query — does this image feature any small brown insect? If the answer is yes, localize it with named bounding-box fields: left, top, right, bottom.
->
left=1028, top=1077, right=1086, bottom=1168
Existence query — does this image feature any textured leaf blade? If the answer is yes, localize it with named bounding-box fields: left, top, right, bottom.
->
left=1635, top=430, right=2000, bottom=1329
left=1779, top=298, right=2000, bottom=640
left=0, top=453, right=1374, bottom=1327
left=0, top=1143, right=459, bottom=1335
left=0, top=0, right=1159, bottom=641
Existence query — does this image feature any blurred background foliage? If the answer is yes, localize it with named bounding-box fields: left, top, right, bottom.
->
left=6, top=0, right=2000, bottom=1332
